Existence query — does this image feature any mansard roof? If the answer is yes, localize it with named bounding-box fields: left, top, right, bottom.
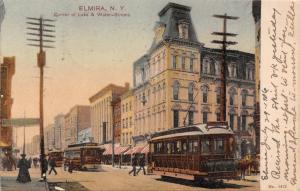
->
left=133, top=54, right=148, bottom=69
left=149, top=3, right=201, bottom=53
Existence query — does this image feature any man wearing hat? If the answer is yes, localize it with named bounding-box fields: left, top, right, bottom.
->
left=16, top=154, right=31, bottom=183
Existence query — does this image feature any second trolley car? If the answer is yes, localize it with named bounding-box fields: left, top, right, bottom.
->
left=148, top=122, right=237, bottom=181
left=48, top=150, right=64, bottom=167
left=64, top=143, right=105, bottom=171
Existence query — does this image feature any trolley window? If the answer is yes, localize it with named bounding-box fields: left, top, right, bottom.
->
left=182, top=140, right=187, bottom=154
left=188, top=139, right=199, bottom=153
left=166, top=142, right=175, bottom=154
left=201, top=139, right=210, bottom=154
left=175, top=141, right=182, bottom=154
left=214, top=139, right=225, bottom=154
left=154, top=142, right=164, bottom=154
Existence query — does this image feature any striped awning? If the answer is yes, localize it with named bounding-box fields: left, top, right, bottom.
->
left=115, top=146, right=130, bottom=155
left=124, top=145, right=145, bottom=155
left=102, top=144, right=112, bottom=155
left=103, top=145, right=129, bottom=155
left=141, top=144, right=149, bottom=154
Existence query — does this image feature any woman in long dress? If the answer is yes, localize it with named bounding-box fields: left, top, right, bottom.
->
left=16, top=154, right=31, bottom=183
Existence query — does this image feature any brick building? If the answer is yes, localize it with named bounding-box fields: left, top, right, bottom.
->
left=0, top=57, right=15, bottom=149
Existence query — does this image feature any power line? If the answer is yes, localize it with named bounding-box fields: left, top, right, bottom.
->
left=26, top=16, right=55, bottom=180
left=211, top=13, right=238, bottom=122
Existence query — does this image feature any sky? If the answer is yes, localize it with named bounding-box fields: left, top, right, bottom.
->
left=1, top=0, right=255, bottom=147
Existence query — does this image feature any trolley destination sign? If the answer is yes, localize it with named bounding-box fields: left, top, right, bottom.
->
left=1, top=118, right=40, bottom=127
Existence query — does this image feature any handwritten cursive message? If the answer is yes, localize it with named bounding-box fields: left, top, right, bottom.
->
left=261, top=1, right=299, bottom=190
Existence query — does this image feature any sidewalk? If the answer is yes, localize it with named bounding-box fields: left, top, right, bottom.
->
left=0, top=170, right=48, bottom=191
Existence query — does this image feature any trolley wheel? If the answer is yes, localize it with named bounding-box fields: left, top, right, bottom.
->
left=194, top=176, right=205, bottom=184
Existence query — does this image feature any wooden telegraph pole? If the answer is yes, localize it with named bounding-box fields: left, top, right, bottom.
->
left=212, top=14, right=238, bottom=122
left=26, top=16, right=55, bottom=179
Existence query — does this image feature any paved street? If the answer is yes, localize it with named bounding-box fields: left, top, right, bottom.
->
left=1, top=165, right=259, bottom=191
left=0, top=169, right=47, bottom=191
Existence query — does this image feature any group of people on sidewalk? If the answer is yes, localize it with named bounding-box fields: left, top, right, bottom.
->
left=1, top=152, right=17, bottom=171
left=15, top=154, right=59, bottom=184
left=128, top=154, right=146, bottom=176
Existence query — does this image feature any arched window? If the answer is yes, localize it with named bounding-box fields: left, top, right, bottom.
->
left=172, top=55, right=177, bottom=69
left=188, top=83, right=194, bottom=101
left=173, top=110, right=179, bottom=128
left=216, top=113, right=221, bottom=121
left=181, top=56, right=185, bottom=70
left=229, top=65, right=234, bottom=77
left=242, top=115, right=247, bottom=131
left=157, top=85, right=161, bottom=103
left=188, top=111, right=194, bottom=125
left=203, top=112, right=208, bottom=123
left=173, top=81, right=179, bottom=100
left=241, top=90, right=248, bottom=106
left=189, top=57, right=194, bottom=72
left=216, top=87, right=221, bottom=104
left=230, top=114, right=234, bottom=129
left=230, top=94, right=234, bottom=106
left=202, top=86, right=208, bottom=103
left=210, top=60, right=215, bottom=75
left=228, top=87, right=236, bottom=106
left=215, top=62, right=220, bottom=75
left=153, top=87, right=156, bottom=104
left=233, top=65, right=237, bottom=77
left=162, top=82, right=166, bottom=100
left=202, top=58, right=209, bottom=74
left=248, top=68, right=254, bottom=80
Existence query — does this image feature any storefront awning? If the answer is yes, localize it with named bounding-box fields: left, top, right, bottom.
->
left=123, top=145, right=146, bottom=155
left=103, top=144, right=129, bottom=155
left=102, top=144, right=112, bottom=155
left=115, top=146, right=130, bottom=155
left=141, top=144, right=149, bottom=154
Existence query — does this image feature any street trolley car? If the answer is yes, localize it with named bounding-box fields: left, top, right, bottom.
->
left=64, top=143, right=105, bottom=171
left=48, top=150, right=64, bottom=167
left=148, top=122, right=237, bottom=181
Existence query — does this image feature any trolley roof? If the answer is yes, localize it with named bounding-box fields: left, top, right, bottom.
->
left=150, top=122, right=234, bottom=141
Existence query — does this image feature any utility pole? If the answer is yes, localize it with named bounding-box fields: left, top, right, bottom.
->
left=22, top=111, right=26, bottom=155
left=212, top=14, right=238, bottom=122
left=26, top=16, right=55, bottom=179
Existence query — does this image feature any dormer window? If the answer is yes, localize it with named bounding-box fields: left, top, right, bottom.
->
left=178, top=20, right=189, bottom=39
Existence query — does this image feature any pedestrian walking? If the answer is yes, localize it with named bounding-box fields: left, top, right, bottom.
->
left=137, top=155, right=146, bottom=175
left=16, top=154, right=31, bottom=183
left=128, top=154, right=137, bottom=176
left=41, top=157, right=48, bottom=181
left=28, top=157, right=32, bottom=168
left=48, top=157, right=58, bottom=175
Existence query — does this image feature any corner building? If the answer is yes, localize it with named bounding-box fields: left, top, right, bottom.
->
left=132, top=3, right=256, bottom=158
left=133, top=3, right=201, bottom=145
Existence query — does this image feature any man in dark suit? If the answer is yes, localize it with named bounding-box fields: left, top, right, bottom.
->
left=128, top=154, right=137, bottom=176
left=137, top=155, right=146, bottom=175
left=48, top=157, right=57, bottom=175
